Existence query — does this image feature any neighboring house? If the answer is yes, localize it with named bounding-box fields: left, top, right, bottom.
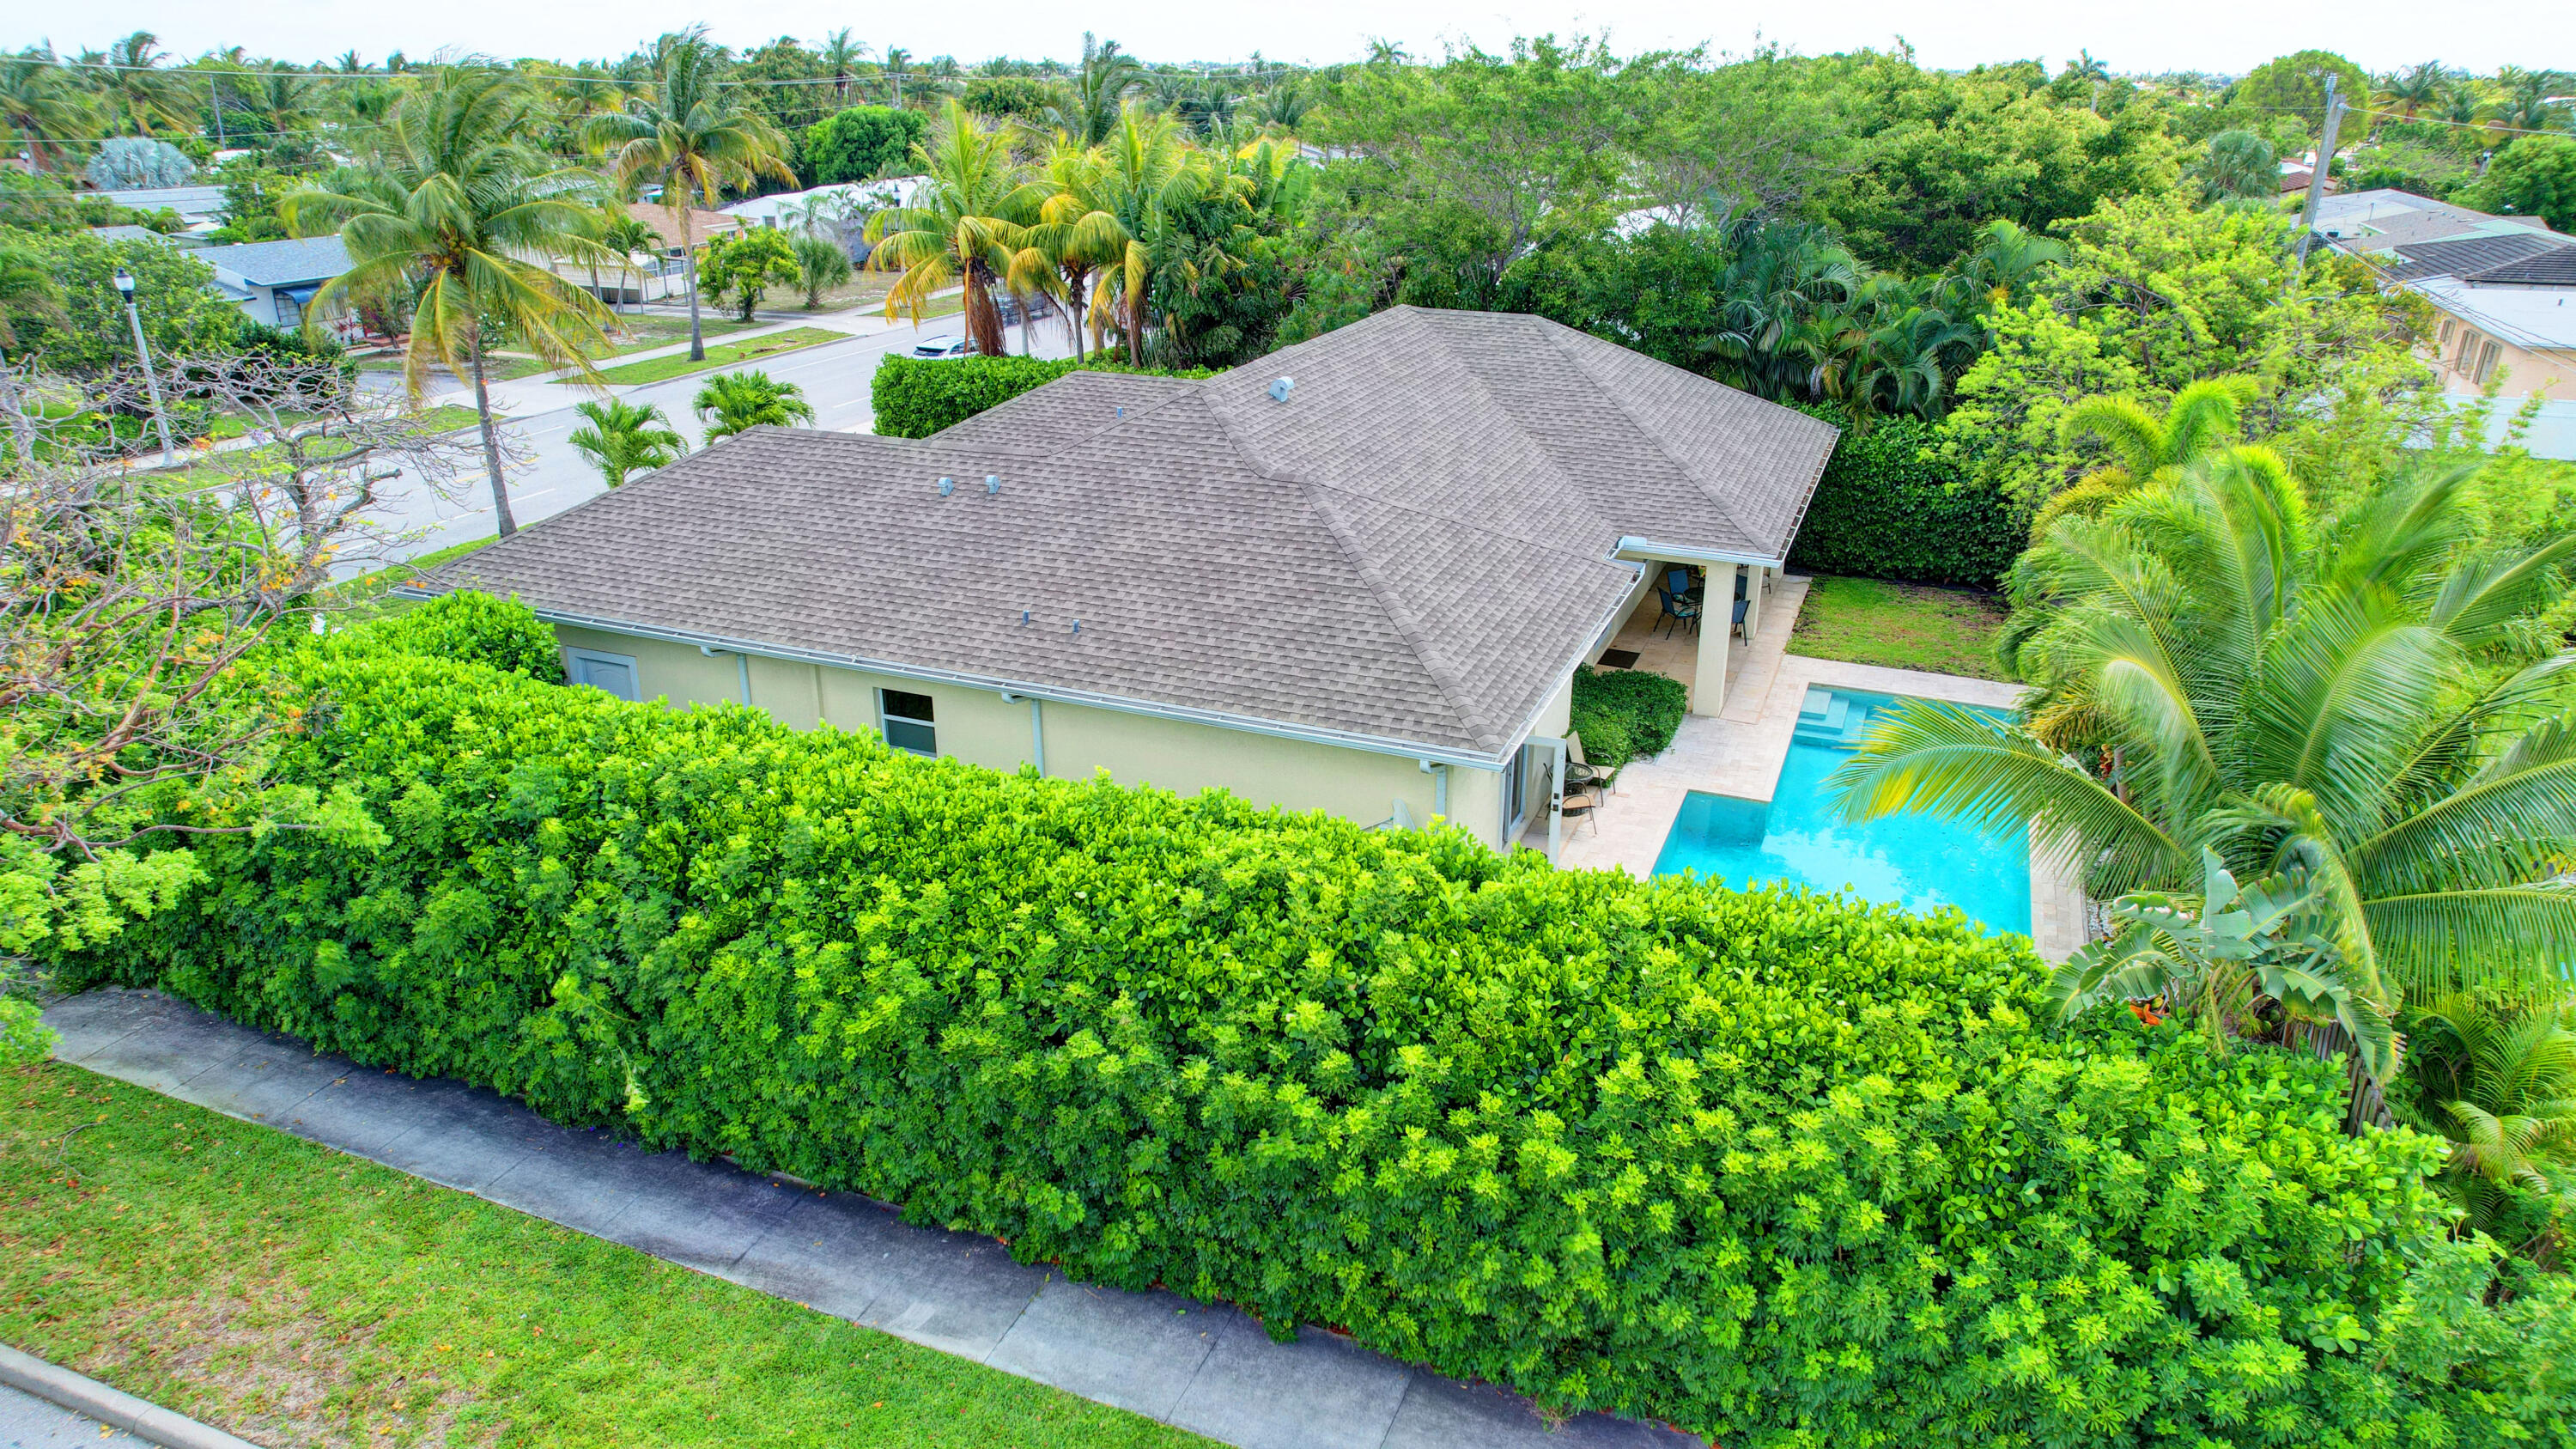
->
left=98, top=184, right=225, bottom=234
left=561, top=202, right=750, bottom=304
left=406, top=307, right=1838, bottom=854
left=196, top=235, right=357, bottom=335
left=88, top=223, right=202, bottom=248
left=2316, top=187, right=2576, bottom=456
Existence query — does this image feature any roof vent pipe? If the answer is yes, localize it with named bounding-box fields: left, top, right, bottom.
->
left=1267, top=376, right=1295, bottom=403
left=986, top=474, right=999, bottom=494
left=938, top=476, right=954, bottom=496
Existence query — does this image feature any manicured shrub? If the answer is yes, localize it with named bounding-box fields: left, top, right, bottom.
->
left=338, top=590, right=564, bottom=682
left=58, top=602, right=2576, bottom=1448
left=802, top=106, right=927, bottom=186
left=870, top=354, right=1213, bottom=438
left=1567, top=665, right=1686, bottom=771
left=1785, top=411, right=2031, bottom=588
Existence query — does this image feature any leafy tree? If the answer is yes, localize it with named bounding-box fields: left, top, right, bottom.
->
left=803, top=105, right=926, bottom=185
left=1837, top=452, right=2576, bottom=1069
left=1621, top=46, right=1842, bottom=230
left=2195, top=129, right=2277, bottom=204
left=693, top=368, right=814, bottom=440
left=210, top=160, right=291, bottom=242
left=735, top=34, right=832, bottom=138
left=958, top=76, right=1055, bottom=123
left=7, top=231, right=240, bottom=378
left=791, top=233, right=851, bottom=307
left=2228, top=50, right=2372, bottom=142
left=85, top=137, right=193, bottom=190
left=585, top=27, right=797, bottom=362
left=284, top=66, right=616, bottom=538
left=865, top=99, right=1048, bottom=356
left=699, top=227, right=800, bottom=321
left=2464, top=134, right=2576, bottom=232
left=568, top=398, right=687, bottom=488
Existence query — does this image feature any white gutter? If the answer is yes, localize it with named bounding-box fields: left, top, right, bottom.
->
left=411, top=593, right=1508, bottom=770
left=1614, top=535, right=1784, bottom=570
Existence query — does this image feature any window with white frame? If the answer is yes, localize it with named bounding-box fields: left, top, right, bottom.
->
left=565, top=648, right=641, bottom=702
left=878, top=688, right=937, bottom=755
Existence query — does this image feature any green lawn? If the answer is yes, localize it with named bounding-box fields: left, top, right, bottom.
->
left=596, top=327, right=848, bottom=387
left=330, top=534, right=502, bottom=606
left=491, top=319, right=766, bottom=380
left=1789, top=575, right=2017, bottom=683
left=0, top=1062, right=1209, bottom=1449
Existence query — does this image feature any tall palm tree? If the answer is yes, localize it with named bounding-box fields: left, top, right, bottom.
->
left=819, top=30, right=869, bottom=107
left=694, top=369, right=814, bottom=441
left=880, top=48, right=912, bottom=108
left=1047, top=34, right=1142, bottom=147
left=1833, top=453, right=2576, bottom=1073
left=865, top=99, right=1050, bottom=356
left=585, top=27, right=796, bottom=362
left=1054, top=104, right=1236, bottom=364
left=2379, top=62, right=2448, bottom=120
left=0, top=48, right=97, bottom=174
left=568, top=399, right=688, bottom=488
left=283, top=66, right=616, bottom=538
left=88, top=33, right=189, bottom=137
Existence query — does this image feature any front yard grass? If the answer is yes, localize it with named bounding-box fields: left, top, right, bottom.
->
left=0, top=1062, right=1209, bottom=1449
left=595, top=326, right=848, bottom=387
left=1789, top=575, right=2016, bottom=683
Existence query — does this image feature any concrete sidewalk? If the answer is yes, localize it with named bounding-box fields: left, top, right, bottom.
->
left=41, top=989, right=1699, bottom=1449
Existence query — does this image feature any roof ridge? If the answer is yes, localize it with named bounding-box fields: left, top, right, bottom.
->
left=1528, top=314, right=1775, bottom=549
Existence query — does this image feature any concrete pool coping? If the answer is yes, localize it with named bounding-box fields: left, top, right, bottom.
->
left=1555, top=654, right=2088, bottom=963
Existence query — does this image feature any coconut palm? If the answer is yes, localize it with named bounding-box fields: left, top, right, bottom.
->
left=283, top=66, right=616, bottom=538
left=568, top=399, right=688, bottom=488
left=2196, top=130, right=2279, bottom=205
left=694, top=369, right=814, bottom=441
left=880, top=48, right=912, bottom=108
left=2379, top=62, right=2448, bottom=121
left=1048, top=104, right=1238, bottom=364
left=87, top=33, right=190, bottom=137
left=0, top=48, right=97, bottom=174
left=1047, top=33, right=1142, bottom=147
left=2437, top=82, right=2489, bottom=128
left=2401, top=992, right=2576, bottom=1249
left=600, top=212, right=661, bottom=313
left=585, top=27, right=796, bottom=362
left=819, top=30, right=870, bottom=107
left=1832, top=452, right=2576, bottom=1072
left=865, top=99, right=1050, bottom=356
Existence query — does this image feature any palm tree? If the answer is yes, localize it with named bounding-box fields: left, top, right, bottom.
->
left=881, top=48, right=912, bottom=108
left=819, top=30, right=869, bottom=107
left=2196, top=130, right=2279, bottom=205
left=2379, top=62, right=2448, bottom=120
left=1048, top=104, right=1238, bottom=364
left=864, top=99, right=1050, bottom=356
left=88, top=33, right=189, bottom=137
left=1047, top=34, right=1142, bottom=147
left=2398, top=992, right=2576, bottom=1247
left=694, top=369, right=815, bottom=441
left=2437, top=81, right=2489, bottom=128
left=2024, top=377, right=2254, bottom=540
left=584, top=27, right=796, bottom=362
left=283, top=66, right=616, bottom=539
left=1941, top=219, right=2069, bottom=319
left=600, top=211, right=662, bottom=314
left=568, top=399, right=688, bottom=488
left=0, top=241, right=64, bottom=460
left=1832, top=453, right=2576, bottom=1085
left=0, top=48, right=97, bottom=174
left=793, top=234, right=852, bottom=307
left=1706, top=217, right=1861, bottom=400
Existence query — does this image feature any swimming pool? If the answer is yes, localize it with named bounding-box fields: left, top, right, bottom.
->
left=1650, top=685, right=2032, bottom=935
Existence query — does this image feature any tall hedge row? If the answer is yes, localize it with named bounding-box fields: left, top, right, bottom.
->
left=1785, top=411, right=2031, bottom=588
left=62, top=601, right=2576, bottom=1447
left=871, top=354, right=1212, bottom=438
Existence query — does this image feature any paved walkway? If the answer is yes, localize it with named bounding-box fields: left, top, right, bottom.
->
left=40, top=989, right=1698, bottom=1449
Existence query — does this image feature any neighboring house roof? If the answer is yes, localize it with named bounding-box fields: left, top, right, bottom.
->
left=88, top=224, right=176, bottom=246
left=2466, top=248, right=2576, bottom=287
left=197, top=235, right=352, bottom=289
left=2370, top=232, right=2576, bottom=282
left=97, top=184, right=224, bottom=225
left=422, top=306, right=1839, bottom=764
left=2415, top=275, right=2576, bottom=353
left=721, top=177, right=926, bottom=226
left=625, top=201, right=745, bottom=251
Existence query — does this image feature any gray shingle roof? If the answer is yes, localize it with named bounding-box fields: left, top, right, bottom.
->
left=196, top=235, right=351, bottom=288
left=428, top=307, right=1838, bottom=761
left=2370, top=232, right=2574, bottom=283
left=2466, top=247, right=2576, bottom=287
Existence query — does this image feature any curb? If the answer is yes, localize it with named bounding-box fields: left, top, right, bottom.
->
left=0, top=1343, right=265, bottom=1449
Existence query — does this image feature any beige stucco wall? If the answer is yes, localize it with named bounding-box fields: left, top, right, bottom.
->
left=554, top=624, right=1518, bottom=847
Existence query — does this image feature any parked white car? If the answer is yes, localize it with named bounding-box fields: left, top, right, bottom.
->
left=909, top=335, right=970, bottom=359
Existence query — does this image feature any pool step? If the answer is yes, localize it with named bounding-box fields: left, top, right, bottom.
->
left=1794, top=688, right=1878, bottom=747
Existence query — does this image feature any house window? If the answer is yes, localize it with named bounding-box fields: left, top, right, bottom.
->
left=566, top=648, right=641, bottom=702
left=2436, top=319, right=2456, bottom=352
left=2472, top=338, right=2502, bottom=385
left=1504, top=740, right=1534, bottom=834
left=879, top=688, right=937, bottom=755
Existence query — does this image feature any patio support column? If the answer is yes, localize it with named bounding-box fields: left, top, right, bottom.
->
left=1690, top=564, right=1737, bottom=715
left=1743, top=564, right=1766, bottom=641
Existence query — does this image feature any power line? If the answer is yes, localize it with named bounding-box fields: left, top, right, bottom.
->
left=50, top=58, right=1308, bottom=88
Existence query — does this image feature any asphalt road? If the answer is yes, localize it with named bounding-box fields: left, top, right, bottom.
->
left=352, top=314, right=1077, bottom=574
left=0, top=1381, right=151, bottom=1448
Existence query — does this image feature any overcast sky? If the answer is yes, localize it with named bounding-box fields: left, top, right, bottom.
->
left=15, top=0, right=2570, bottom=78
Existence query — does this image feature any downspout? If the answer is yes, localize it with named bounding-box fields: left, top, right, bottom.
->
left=1002, top=691, right=1045, bottom=775
left=700, top=644, right=750, bottom=705
left=1417, top=758, right=1448, bottom=819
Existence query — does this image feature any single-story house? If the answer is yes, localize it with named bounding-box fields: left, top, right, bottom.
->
left=557, top=202, right=750, bottom=305
left=98, top=184, right=226, bottom=234
left=2317, top=188, right=2576, bottom=458
left=405, top=307, right=1838, bottom=853
left=196, top=234, right=356, bottom=334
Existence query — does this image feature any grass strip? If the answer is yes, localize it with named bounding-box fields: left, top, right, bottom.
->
left=595, top=327, right=848, bottom=387
left=0, top=1062, right=1210, bottom=1449
left=1787, top=575, right=2016, bottom=682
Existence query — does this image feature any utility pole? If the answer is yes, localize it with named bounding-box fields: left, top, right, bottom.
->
left=2293, top=73, right=2346, bottom=282
left=113, top=267, right=177, bottom=468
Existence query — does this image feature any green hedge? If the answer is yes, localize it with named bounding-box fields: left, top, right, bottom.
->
left=1567, top=665, right=1686, bottom=772
left=60, top=601, right=2576, bottom=1447
left=1785, top=411, right=2030, bottom=588
left=871, top=354, right=1213, bottom=439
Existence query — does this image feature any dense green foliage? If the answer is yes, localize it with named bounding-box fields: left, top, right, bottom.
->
left=55, top=601, right=2576, bottom=1446
left=803, top=106, right=927, bottom=185
left=1784, top=412, right=2029, bottom=586
left=1566, top=665, right=1687, bottom=772
left=2463, top=135, right=2576, bottom=234
left=868, top=353, right=1212, bottom=438
left=8, top=229, right=240, bottom=376
left=353, top=590, right=564, bottom=682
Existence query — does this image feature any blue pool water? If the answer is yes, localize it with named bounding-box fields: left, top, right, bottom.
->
left=1650, top=686, right=2032, bottom=935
